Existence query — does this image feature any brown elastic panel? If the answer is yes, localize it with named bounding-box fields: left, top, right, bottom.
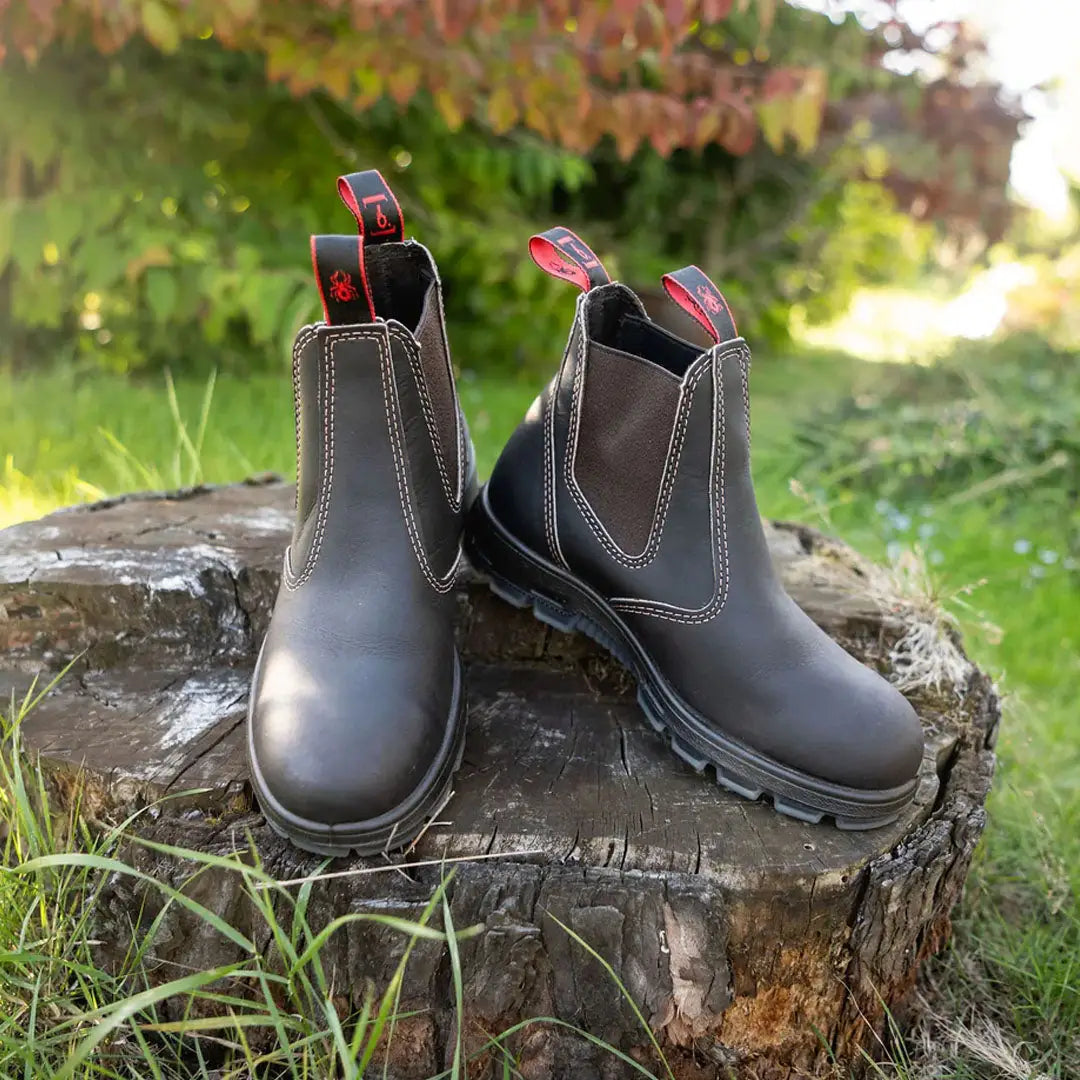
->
left=574, top=341, right=681, bottom=557
left=414, top=282, right=459, bottom=493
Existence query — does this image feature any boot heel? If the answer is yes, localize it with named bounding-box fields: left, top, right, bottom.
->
left=488, top=573, right=577, bottom=632
left=465, top=487, right=579, bottom=634
left=531, top=597, right=578, bottom=634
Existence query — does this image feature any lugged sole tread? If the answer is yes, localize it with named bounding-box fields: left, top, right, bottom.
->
left=484, top=568, right=901, bottom=832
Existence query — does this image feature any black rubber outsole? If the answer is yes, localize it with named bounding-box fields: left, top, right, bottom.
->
left=466, top=488, right=917, bottom=831
left=247, top=654, right=467, bottom=859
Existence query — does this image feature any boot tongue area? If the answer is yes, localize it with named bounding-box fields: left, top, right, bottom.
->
left=310, top=167, right=435, bottom=329
left=585, top=283, right=705, bottom=379
left=583, top=266, right=742, bottom=379
left=365, top=242, right=435, bottom=332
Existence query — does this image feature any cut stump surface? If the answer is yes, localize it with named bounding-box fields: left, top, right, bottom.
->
left=0, top=480, right=998, bottom=1079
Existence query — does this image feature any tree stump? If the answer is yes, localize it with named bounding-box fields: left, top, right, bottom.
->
left=0, top=480, right=997, bottom=1079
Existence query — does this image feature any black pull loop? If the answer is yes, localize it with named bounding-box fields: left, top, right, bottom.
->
left=529, top=226, right=611, bottom=292
left=662, top=265, right=738, bottom=344
left=310, top=234, right=375, bottom=325
left=338, top=170, right=404, bottom=244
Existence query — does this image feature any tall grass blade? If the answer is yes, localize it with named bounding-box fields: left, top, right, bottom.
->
left=53, top=963, right=244, bottom=1080
left=12, top=853, right=256, bottom=954
left=442, top=887, right=465, bottom=1080
left=357, top=875, right=452, bottom=1074
left=544, top=911, right=674, bottom=1080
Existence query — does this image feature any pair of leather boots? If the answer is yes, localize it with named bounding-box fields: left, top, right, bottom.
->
left=247, top=170, right=924, bottom=857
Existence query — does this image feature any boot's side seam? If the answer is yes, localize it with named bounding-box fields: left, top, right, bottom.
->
left=544, top=333, right=573, bottom=571
left=607, top=343, right=746, bottom=623
left=284, top=331, right=335, bottom=590
left=433, top=280, right=467, bottom=505
left=370, top=327, right=462, bottom=593
left=543, top=392, right=563, bottom=567
left=741, top=350, right=752, bottom=449
left=564, top=317, right=710, bottom=568
left=387, top=324, right=461, bottom=510
left=414, top=243, right=466, bottom=504
left=290, top=325, right=318, bottom=512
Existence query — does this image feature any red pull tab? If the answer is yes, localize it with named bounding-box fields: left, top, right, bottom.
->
left=529, top=227, right=610, bottom=292
left=662, top=266, right=738, bottom=344
left=311, top=234, right=375, bottom=325
left=337, top=169, right=404, bottom=244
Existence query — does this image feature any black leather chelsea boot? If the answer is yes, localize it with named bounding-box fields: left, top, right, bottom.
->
left=466, top=228, right=924, bottom=829
left=248, top=170, right=474, bottom=856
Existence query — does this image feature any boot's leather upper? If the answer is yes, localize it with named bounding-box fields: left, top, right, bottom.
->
left=486, top=234, right=923, bottom=793
left=249, top=171, right=471, bottom=828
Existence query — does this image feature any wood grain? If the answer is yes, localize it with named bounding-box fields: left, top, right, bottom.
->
left=0, top=481, right=998, bottom=1078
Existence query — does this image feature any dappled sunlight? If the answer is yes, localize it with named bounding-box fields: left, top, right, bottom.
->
left=0, top=457, right=104, bottom=530
left=795, top=261, right=1039, bottom=363
left=0, top=0, right=1077, bottom=1073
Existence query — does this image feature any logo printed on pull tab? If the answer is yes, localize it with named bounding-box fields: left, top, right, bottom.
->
left=311, top=234, right=375, bottom=326
left=661, top=265, right=739, bottom=344
left=528, top=226, right=611, bottom=292
left=328, top=270, right=360, bottom=303
left=364, top=193, right=396, bottom=238
left=696, top=283, right=724, bottom=316
left=337, top=169, right=405, bottom=245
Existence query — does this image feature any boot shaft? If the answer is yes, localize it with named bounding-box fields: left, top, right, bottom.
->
left=488, top=230, right=773, bottom=616
left=471, top=228, right=925, bottom=816
left=287, top=172, right=469, bottom=594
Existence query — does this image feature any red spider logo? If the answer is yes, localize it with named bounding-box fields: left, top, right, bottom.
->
left=696, top=283, right=724, bottom=315
left=329, top=270, right=360, bottom=303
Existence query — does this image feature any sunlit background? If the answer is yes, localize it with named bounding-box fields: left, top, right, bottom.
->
left=1, top=4, right=1080, bottom=1072
left=795, top=0, right=1080, bottom=354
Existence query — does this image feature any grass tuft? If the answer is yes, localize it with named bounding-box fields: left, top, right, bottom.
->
left=2, top=336, right=1078, bottom=1075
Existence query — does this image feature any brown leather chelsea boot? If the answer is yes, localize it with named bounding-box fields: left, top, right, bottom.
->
left=466, top=228, right=924, bottom=829
left=247, top=171, right=475, bottom=856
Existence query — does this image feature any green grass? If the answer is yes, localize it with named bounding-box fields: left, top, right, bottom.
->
left=1, top=678, right=675, bottom=1078
left=0, top=364, right=545, bottom=528
left=2, top=338, right=1078, bottom=1077
left=0, top=672, right=473, bottom=1077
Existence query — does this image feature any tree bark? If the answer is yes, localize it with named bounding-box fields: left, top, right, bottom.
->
left=0, top=480, right=998, bottom=1079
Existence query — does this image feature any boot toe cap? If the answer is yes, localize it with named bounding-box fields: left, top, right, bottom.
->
left=248, top=647, right=459, bottom=828
left=793, top=662, right=925, bottom=792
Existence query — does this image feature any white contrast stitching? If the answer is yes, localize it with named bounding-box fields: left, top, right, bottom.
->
left=742, top=348, right=752, bottom=451
left=284, top=331, right=334, bottom=590
left=386, top=323, right=460, bottom=509
left=608, top=344, right=746, bottom=623
left=414, top=243, right=466, bottom=504
left=544, top=324, right=575, bottom=571
left=564, top=318, right=710, bottom=568
left=432, top=278, right=466, bottom=505
left=290, top=325, right=318, bottom=512
left=543, top=392, right=557, bottom=563
left=372, top=327, right=461, bottom=593
left=284, top=326, right=461, bottom=593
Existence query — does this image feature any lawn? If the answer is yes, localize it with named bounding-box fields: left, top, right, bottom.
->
left=1, top=336, right=1077, bottom=1077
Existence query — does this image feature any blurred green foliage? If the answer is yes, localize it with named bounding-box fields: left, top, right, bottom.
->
left=0, top=9, right=936, bottom=377
left=797, top=333, right=1080, bottom=575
